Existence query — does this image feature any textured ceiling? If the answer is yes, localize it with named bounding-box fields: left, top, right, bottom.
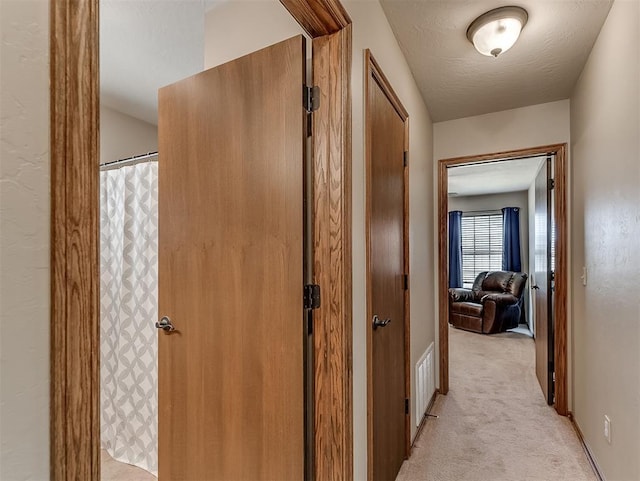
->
left=379, top=0, right=613, bottom=121
left=100, top=0, right=205, bottom=125
left=448, top=156, right=545, bottom=196
left=101, top=0, right=612, bottom=125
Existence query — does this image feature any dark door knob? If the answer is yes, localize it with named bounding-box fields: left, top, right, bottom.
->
left=156, top=316, right=176, bottom=332
left=372, top=315, right=391, bottom=330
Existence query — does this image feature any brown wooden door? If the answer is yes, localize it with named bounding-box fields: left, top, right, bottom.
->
left=534, top=157, right=554, bottom=404
left=157, top=36, right=305, bottom=480
left=367, top=65, right=407, bottom=481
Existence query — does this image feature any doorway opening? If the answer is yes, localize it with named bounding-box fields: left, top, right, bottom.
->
left=98, top=5, right=313, bottom=479
left=50, top=1, right=353, bottom=479
left=437, top=144, right=568, bottom=415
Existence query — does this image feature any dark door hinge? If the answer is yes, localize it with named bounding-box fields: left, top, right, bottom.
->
left=304, top=85, right=320, bottom=113
left=403, top=274, right=409, bottom=290
left=304, top=284, right=321, bottom=310
left=306, top=310, right=313, bottom=335
left=548, top=178, right=555, bottom=190
left=405, top=398, right=409, bottom=415
left=403, top=151, right=408, bottom=167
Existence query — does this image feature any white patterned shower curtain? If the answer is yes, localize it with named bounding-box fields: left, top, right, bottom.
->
left=100, top=162, right=158, bottom=476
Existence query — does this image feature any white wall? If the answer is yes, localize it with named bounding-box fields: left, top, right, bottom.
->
left=204, top=2, right=308, bottom=68
left=100, top=105, right=158, bottom=164
left=433, top=99, right=570, bottom=161
left=448, top=191, right=529, bottom=277
left=449, top=191, right=531, bottom=327
left=0, top=1, right=50, bottom=479
left=205, top=2, right=435, bottom=478
left=570, top=1, right=640, bottom=479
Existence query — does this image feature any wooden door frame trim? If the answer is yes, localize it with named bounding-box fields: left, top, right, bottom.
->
left=281, top=0, right=351, bottom=35
left=364, top=50, right=411, bottom=481
left=437, top=143, right=568, bottom=416
left=311, top=23, right=354, bottom=481
left=50, top=0, right=101, bottom=478
left=49, top=0, right=353, bottom=479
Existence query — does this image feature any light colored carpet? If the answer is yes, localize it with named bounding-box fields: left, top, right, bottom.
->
left=101, top=449, right=156, bottom=481
left=396, top=327, right=597, bottom=481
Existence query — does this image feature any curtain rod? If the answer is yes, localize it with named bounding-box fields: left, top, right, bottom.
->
left=100, top=151, right=158, bottom=170
left=460, top=209, right=504, bottom=216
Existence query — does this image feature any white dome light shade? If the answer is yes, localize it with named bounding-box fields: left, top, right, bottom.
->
left=467, top=6, right=528, bottom=58
left=471, top=17, right=523, bottom=57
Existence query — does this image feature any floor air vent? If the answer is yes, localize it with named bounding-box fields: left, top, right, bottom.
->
left=415, top=342, right=435, bottom=426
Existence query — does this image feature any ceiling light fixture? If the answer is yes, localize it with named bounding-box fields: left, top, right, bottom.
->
left=466, top=6, right=528, bottom=58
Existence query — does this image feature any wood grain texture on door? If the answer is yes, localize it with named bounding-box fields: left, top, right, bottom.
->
left=365, top=51, right=409, bottom=481
left=534, top=158, right=553, bottom=404
left=157, top=36, right=305, bottom=480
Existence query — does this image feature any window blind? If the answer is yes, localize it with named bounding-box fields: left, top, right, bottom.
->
left=461, top=213, right=503, bottom=286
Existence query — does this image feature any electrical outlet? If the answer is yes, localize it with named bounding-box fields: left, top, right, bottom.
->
left=604, top=415, right=611, bottom=444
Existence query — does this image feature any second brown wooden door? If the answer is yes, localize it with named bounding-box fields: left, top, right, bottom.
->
left=534, top=157, right=554, bottom=404
left=366, top=52, right=408, bottom=481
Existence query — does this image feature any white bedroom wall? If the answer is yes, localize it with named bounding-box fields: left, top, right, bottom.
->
left=570, top=1, right=640, bottom=478
left=100, top=105, right=158, bottom=164
left=448, top=191, right=529, bottom=270
left=0, top=1, right=50, bottom=479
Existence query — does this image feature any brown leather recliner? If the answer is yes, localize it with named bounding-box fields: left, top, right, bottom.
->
left=448, top=271, right=528, bottom=334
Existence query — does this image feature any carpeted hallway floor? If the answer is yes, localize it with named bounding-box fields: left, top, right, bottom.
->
left=396, top=326, right=597, bottom=481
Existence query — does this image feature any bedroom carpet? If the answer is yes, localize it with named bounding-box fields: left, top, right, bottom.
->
left=396, top=326, right=597, bottom=481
